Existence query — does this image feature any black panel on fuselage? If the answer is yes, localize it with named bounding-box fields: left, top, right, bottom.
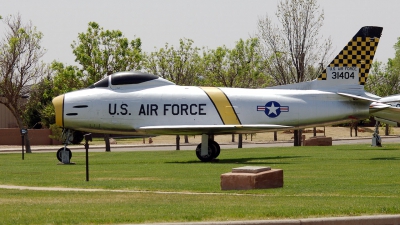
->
left=90, top=71, right=160, bottom=88
left=111, top=71, right=158, bottom=85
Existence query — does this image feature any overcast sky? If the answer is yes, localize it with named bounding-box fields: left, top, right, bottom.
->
left=1, top=0, right=399, bottom=66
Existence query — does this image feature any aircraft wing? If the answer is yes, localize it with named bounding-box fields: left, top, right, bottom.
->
left=137, top=124, right=293, bottom=135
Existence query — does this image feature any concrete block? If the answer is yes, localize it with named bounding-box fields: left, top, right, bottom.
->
left=221, top=167, right=283, bottom=190
left=303, top=136, right=332, bottom=146
left=232, top=166, right=271, bottom=173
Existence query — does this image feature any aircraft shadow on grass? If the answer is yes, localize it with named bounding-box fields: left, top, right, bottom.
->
left=369, top=157, right=400, bottom=161
left=336, top=148, right=400, bottom=151
left=166, top=155, right=308, bottom=164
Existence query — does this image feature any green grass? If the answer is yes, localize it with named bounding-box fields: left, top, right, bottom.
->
left=1, top=144, right=400, bottom=224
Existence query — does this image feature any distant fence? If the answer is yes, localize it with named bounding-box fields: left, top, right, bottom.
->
left=0, top=128, right=61, bottom=145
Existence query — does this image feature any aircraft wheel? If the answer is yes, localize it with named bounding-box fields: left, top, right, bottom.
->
left=56, top=148, right=72, bottom=162
left=195, top=143, right=215, bottom=162
left=209, top=140, right=220, bottom=158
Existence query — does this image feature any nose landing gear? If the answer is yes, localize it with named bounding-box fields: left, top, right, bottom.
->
left=56, top=129, right=83, bottom=163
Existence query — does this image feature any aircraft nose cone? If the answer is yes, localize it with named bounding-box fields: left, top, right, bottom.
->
left=52, top=94, right=64, bottom=127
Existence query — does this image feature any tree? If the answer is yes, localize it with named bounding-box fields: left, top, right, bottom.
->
left=0, top=14, right=46, bottom=152
left=23, top=71, right=53, bottom=129
left=71, top=22, right=143, bottom=85
left=203, top=38, right=269, bottom=88
left=365, top=39, right=400, bottom=97
left=144, top=38, right=203, bottom=86
left=255, top=0, right=332, bottom=146
left=256, top=0, right=331, bottom=85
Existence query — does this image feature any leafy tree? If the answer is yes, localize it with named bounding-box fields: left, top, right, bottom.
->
left=0, top=14, right=46, bottom=152
left=71, top=22, right=143, bottom=85
left=255, top=0, right=331, bottom=85
left=366, top=38, right=400, bottom=97
left=50, top=61, right=85, bottom=94
left=203, top=38, right=269, bottom=88
left=144, top=38, right=203, bottom=86
left=23, top=73, right=53, bottom=128
left=202, top=46, right=228, bottom=86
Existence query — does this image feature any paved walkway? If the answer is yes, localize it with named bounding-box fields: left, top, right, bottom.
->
left=1, top=136, right=399, bottom=153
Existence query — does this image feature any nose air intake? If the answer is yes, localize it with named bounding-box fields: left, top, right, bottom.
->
left=52, top=94, right=64, bottom=127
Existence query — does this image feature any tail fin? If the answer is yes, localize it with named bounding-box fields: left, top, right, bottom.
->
left=318, top=26, right=383, bottom=85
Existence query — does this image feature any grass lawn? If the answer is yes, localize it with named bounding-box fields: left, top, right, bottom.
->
left=1, top=144, right=400, bottom=224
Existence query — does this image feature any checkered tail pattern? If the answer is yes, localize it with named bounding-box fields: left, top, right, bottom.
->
left=318, top=26, right=383, bottom=85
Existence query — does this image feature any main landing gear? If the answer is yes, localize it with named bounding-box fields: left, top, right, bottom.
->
left=372, top=121, right=382, bottom=147
left=56, top=129, right=83, bottom=163
left=195, top=134, right=221, bottom=162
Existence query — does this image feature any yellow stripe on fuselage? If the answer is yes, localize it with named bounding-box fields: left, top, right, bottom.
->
left=200, top=87, right=241, bottom=125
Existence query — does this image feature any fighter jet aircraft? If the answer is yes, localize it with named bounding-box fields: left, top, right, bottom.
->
left=53, top=26, right=384, bottom=162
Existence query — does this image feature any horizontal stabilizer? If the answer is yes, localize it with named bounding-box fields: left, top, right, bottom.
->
left=338, top=93, right=393, bottom=115
left=369, top=102, right=391, bottom=109
left=337, top=92, right=380, bottom=102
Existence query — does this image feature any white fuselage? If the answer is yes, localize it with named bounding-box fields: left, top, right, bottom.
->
left=61, top=82, right=370, bottom=135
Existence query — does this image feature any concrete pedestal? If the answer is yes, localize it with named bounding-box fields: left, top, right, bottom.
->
left=303, top=136, right=332, bottom=146
left=221, top=166, right=283, bottom=190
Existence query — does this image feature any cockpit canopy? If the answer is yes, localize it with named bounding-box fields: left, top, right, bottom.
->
left=89, top=71, right=174, bottom=88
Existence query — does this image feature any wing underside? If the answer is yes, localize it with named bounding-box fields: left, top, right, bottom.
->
left=137, top=124, right=293, bottom=135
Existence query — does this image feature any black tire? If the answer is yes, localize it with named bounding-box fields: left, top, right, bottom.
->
left=195, top=140, right=220, bottom=162
left=57, top=148, right=72, bottom=162
left=195, top=143, right=214, bottom=162
left=209, top=140, right=220, bottom=158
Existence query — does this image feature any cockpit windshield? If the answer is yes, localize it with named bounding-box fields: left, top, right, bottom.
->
left=111, top=72, right=158, bottom=85
left=89, top=77, right=109, bottom=88
left=88, top=71, right=159, bottom=88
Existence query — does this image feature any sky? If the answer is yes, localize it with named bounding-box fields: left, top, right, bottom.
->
left=1, top=0, right=399, bottom=66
